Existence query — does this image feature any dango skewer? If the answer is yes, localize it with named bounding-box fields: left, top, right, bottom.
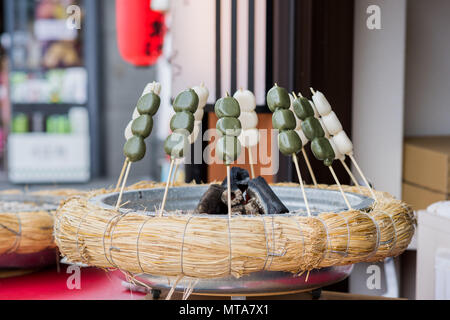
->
left=291, top=92, right=318, bottom=187
left=161, top=88, right=201, bottom=215
left=310, top=88, right=377, bottom=201
left=115, top=82, right=161, bottom=193
left=234, top=89, right=260, bottom=179
left=293, top=88, right=352, bottom=210
left=215, top=93, right=242, bottom=218
left=170, top=84, right=210, bottom=188
left=116, top=82, right=162, bottom=209
left=268, top=84, right=311, bottom=216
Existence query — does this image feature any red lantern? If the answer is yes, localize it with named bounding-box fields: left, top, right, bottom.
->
left=116, top=0, right=166, bottom=67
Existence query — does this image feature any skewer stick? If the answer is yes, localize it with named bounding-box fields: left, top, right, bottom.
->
left=329, top=166, right=352, bottom=210
left=340, top=159, right=362, bottom=192
left=115, top=160, right=132, bottom=210
left=292, top=154, right=311, bottom=217
left=171, top=162, right=180, bottom=187
left=159, top=159, right=175, bottom=216
left=227, top=166, right=232, bottom=218
left=301, top=148, right=318, bottom=187
left=349, top=155, right=377, bottom=201
left=115, top=158, right=129, bottom=192
left=248, top=148, right=256, bottom=179
left=310, top=88, right=316, bottom=95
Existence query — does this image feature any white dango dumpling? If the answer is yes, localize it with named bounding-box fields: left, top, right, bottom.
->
left=238, top=128, right=260, bottom=148
left=194, top=108, right=204, bottom=122
left=333, top=131, right=353, bottom=156
left=239, top=112, right=258, bottom=130
left=322, top=111, right=343, bottom=136
left=188, top=122, right=201, bottom=144
left=189, top=84, right=210, bottom=145
left=132, top=107, right=140, bottom=120
left=319, top=118, right=331, bottom=138
left=312, top=91, right=332, bottom=116
left=296, top=129, right=309, bottom=146
left=124, top=120, right=133, bottom=140
left=143, top=81, right=162, bottom=96
left=233, top=89, right=256, bottom=112
left=309, top=100, right=320, bottom=119
left=329, top=137, right=345, bottom=161
left=193, top=84, right=209, bottom=109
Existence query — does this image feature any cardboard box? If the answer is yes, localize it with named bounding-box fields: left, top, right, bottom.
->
left=402, top=183, right=449, bottom=211
left=403, top=136, right=450, bottom=194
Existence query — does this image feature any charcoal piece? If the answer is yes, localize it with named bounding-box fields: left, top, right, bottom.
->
left=231, top=204, right=246, bottom=215
left=195, top=184, right=228, bottom=214
left=221, top=189, right=244, bottom=207
left=221, top=167, right=250, bottom=192
left=244, top=198, right=261, bottom=215
left=247, top=177, right=289, bottom=215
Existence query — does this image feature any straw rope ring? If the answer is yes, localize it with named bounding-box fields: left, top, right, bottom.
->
left=54, top=183, right=415, bottom=279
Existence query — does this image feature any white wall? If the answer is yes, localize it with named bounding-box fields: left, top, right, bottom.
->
left=352, top=0, right=407, bottom=199
left=404, top=0, right=450, bottom=137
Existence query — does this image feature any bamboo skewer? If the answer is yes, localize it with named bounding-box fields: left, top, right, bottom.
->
left=115, top=158, right=129, bottom=192
left=171, top=162, right=180, bottom=187
left=227, top=165, right=232, bottom=218
left=302, top=148, right=318, bottom=187
left=115, top=160, right=132, bottom=210
left=349, top=155, right=377, bottom=201
left=248, top=148, right=256, bottom=179
left=329, top=166, right=352, bottom=210
left=292, top=154, right=311, bottom=217
left=159, top=159, right=175, bottom=217
left=340, top=159, right=362, bottom=192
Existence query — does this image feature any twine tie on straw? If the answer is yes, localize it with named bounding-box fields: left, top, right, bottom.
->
left=291, top=217, right=306, bottom=272
left=108, top=212, right=129, bottom=269
left=379, top=209, right=398, bottom=257
left=335, top=212, right=350, bottom=261
left=314, top=215, right=331, bottom=264
left=136, top=216, right=153, bottom=274
left=361, top=211, right=381, bottom=260
left=265, top=216, right=276, bottom=271
left=75, top=211, right=92, bottom=264
left=102, top=213, right=123, bottom=268
left=227, top=216, right=232, bottom=276
left=1, top=212, right=22, bottom=254
left=180, top=216, right=194, bottom=275
left=261, top=216, right=270, bottom=271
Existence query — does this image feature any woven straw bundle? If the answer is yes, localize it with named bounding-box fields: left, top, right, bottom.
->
left=54, top=183, right=416, bottom=279
left=0, top=189, right=97, bottom=256
left=0, top=183, right=165, bottom=257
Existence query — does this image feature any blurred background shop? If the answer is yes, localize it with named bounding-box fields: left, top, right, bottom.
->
left=0, top=0, right=449, bottom=299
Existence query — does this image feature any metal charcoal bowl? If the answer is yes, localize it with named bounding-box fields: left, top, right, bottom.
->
left=0, top=194, right=61, bottom=269
left=90, top=186, right=374, bottom=296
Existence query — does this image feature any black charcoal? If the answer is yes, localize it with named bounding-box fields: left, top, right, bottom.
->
left=244, top=198, right=261, bottom=215
left=247, top=177, right=289, bottom=215
left=221, top=167, right=250, bottom=192
left=195, top=184, right=228, bottom=214
left=221, top=189, right=244, bottom=207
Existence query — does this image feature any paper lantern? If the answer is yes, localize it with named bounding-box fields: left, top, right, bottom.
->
left=116, top=0, right=165, bottom=67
